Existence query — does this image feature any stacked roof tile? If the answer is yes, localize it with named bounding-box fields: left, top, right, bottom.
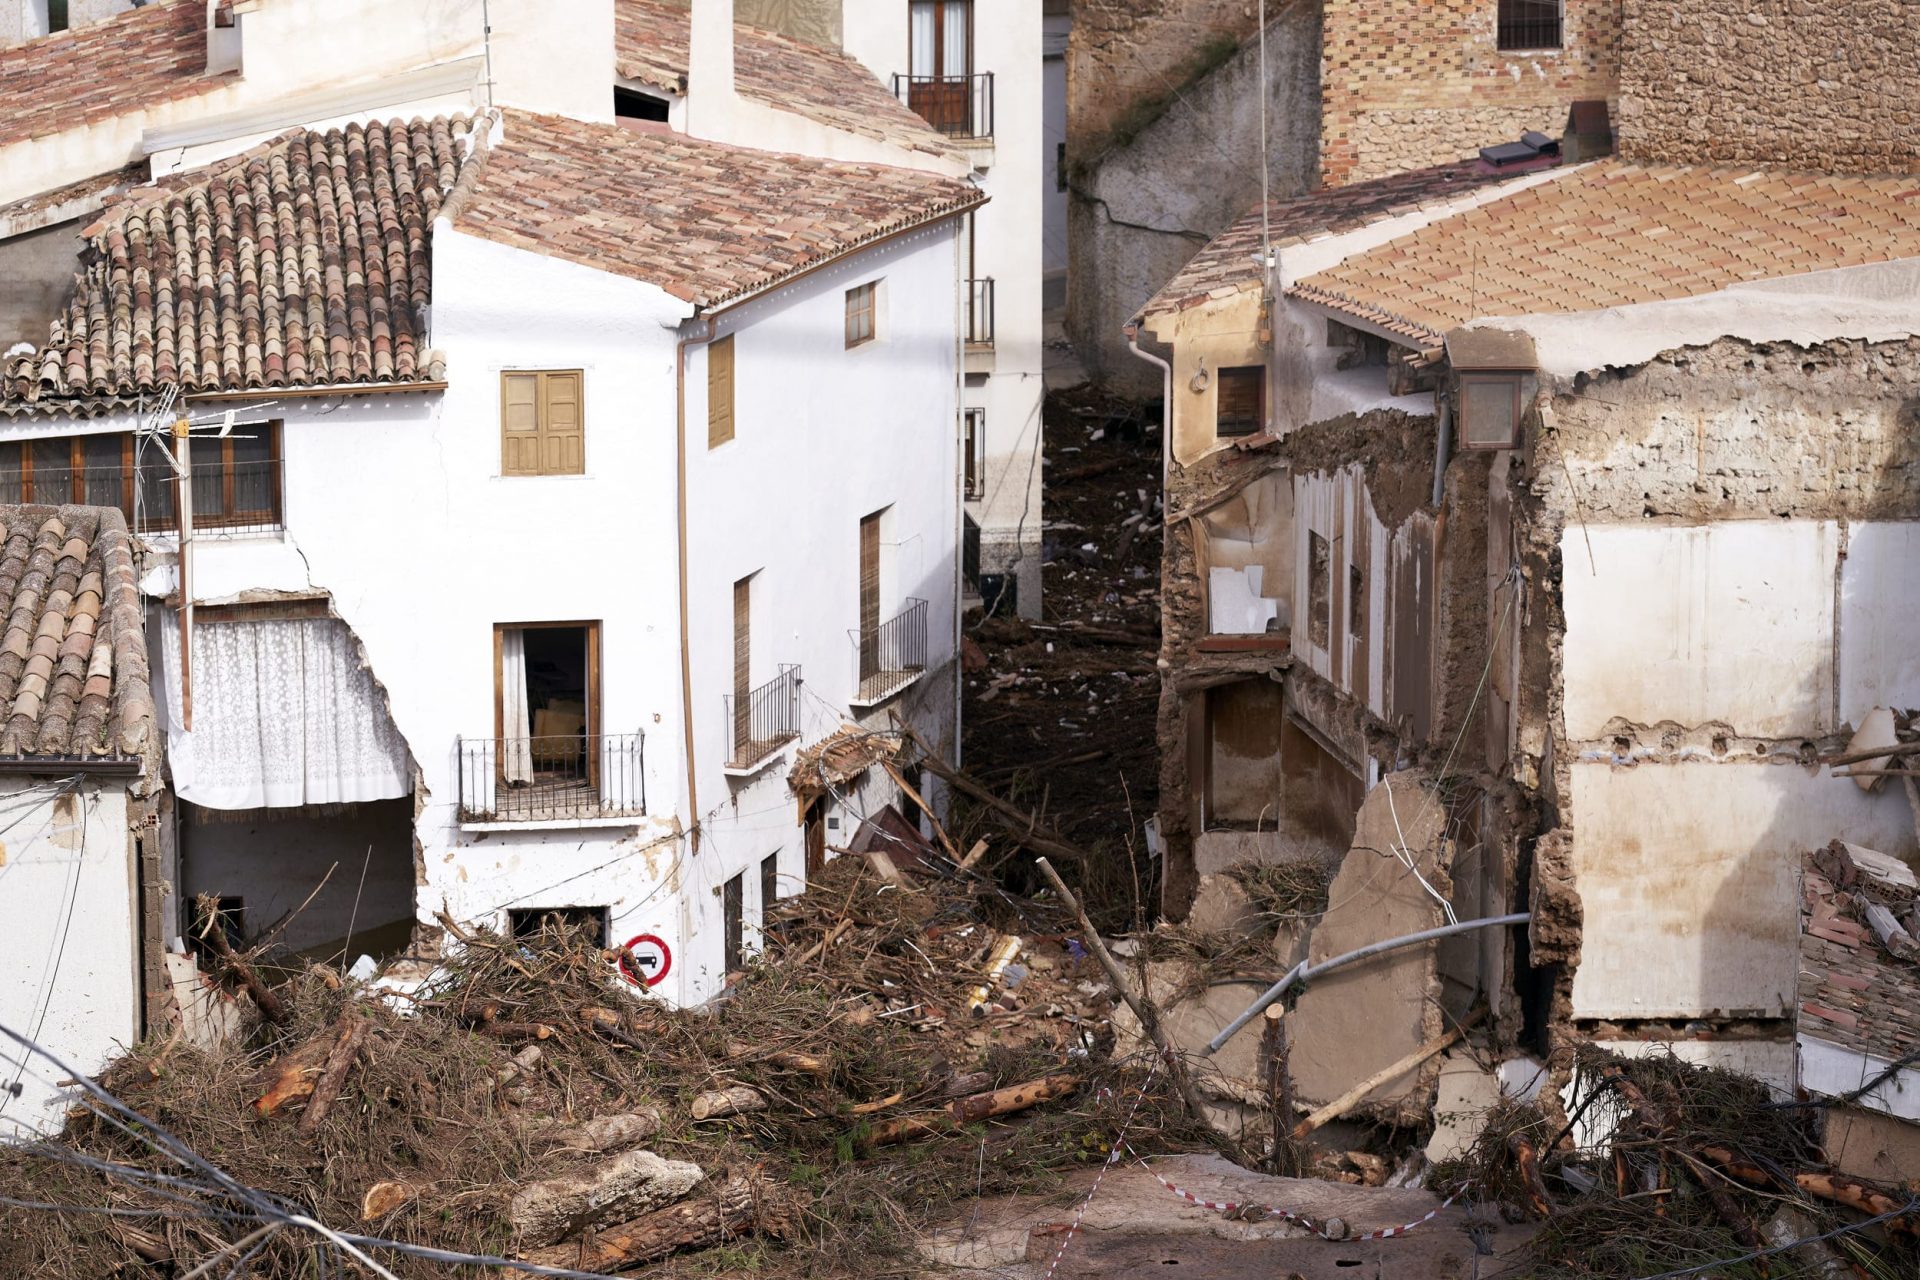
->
left=1290, top=160, right=1920, bottom=348
left=453, top=109, right=984, bottom=309
left=2, top=115, right=477, bottom=406
left=0, top=0, right=228, bottom=149
left=615, top=0, right=968, bottom=167
left=1799, top=853, right=1920, bottom=1075
left=1136, top=160, right=1535, bottom=324
left=0, top=505, right=152, bottom=762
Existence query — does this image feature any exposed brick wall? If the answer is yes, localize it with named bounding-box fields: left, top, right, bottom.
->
left=1618, top=0, right=1920, bottom=174
left=1321, top=0, right=1622, bottom=187
left=1066, top=0, right=1262, bottom=152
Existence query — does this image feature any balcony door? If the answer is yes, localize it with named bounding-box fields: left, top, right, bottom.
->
left=496, top=621, right=601, bottom=791
left=908, top=0, right=971, bottom=133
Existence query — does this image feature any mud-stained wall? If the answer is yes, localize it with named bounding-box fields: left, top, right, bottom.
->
left=1618, top=0, right=1920, bottom=175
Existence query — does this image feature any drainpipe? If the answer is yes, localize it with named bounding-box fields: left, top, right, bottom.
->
left=1205, top=911, right=1532, bottom=1053
left=674, top=320, right=717, bottom=853
left=1431, top=391, right=1453, bottom=509
left=1124, top=323, right=1172, bottom=487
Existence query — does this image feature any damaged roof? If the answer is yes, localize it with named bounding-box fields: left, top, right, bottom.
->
left=0, top=0, right=229, bottom=151
left=615, top=0, right=968, bottom=168
left=1134, top=159, right=1535, bottom=324
left=1, top=115, right=478, bottom=407
left=0, top=505, right=152, bottom=765
left=1290, top=160, right=1920, bottom=349
left=1798, top=851, right=1920, bottom=1078
left=451, top=109, right=984, bottom=310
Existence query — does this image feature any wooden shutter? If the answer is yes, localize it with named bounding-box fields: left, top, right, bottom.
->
left=732, top=576, right=751, bottom=752
left=707, top=335, right=735, bottom=447
left=858, top=512, right=881, bottom=679
left=501, top=372, right=542, bottom=475
left=541, top=371, right=584, bottom=475
left=1216, top=366, right=1265, bottom=437
left=723, top=873, right=744, bottom=974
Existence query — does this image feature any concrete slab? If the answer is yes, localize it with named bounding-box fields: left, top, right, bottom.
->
left=1424, top=1050, right=1503, bottom=1165
left=1287, top=771, right=1450, bottom=1121
left=1189, top=873, right=1262, bottom=936
left=1112, top=961, right=1268, bottom=1108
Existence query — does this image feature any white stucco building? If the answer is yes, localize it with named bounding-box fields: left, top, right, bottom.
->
left=0, top=0, right=985, bottom=1030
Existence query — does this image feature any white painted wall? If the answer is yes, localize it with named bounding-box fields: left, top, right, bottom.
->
left=0, top=778, right=137, bottom=1138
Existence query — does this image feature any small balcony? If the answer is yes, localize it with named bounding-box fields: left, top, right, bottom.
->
left=725, top=664, right=801, bottom=776
left=852, top=598, right=928, bottom=708
left=456, top=732, right=646, bottom=827
left=891, top=71, right=994, bottom=140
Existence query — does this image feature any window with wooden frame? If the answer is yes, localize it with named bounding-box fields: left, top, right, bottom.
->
left=500, top=370, right=584, bottom=476
left=845, top=282, right=877, bottom=348
left=707, top=335, right=736, bottom=448
left=858, top=511, right=883, bottom=681
left=494, top=621, right=602, bottom=782
left=962, top=407, right=985, bottom=499
left=1457, top=372, right=1526, bottom=450
left=732, top=576, right=752, bottom=754
left=0, top=424, right=283, bottom=533
left=760, top=851, right=780, bottom=913
left=1215, top=366, right=1266, bottom=437
left=1497, top=0, right=1562, bottom=50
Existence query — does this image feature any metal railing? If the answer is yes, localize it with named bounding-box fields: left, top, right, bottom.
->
left=725, top=664, right=800, bottom=770
left=0, top=455, right=285, bottom=538
left=1496, top=1, right=1562, bottom=50
left=456, top=731, right=646, bottom=822
left=965, top=277, right=995, bottom=347
left=890, top=71, right=994, bottom=139
left=853, top=598, right=928, bottom=704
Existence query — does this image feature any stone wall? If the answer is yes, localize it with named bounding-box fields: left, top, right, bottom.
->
left=1618, top=0, right=1920, bottom=174
left=1066, top=0, right=1263, bottom=152
left=1320, top=0, right=1622, bottom=187
left=0, top=218, right=81, bottom=353
left=657, top=0, right=840, bottom=46
left=1068, top=3, right=1321, bottom=391
left=0, top=0, right=133, bottom=45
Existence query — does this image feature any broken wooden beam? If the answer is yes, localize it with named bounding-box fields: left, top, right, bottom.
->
left=897, top=725, right=1094, bottom=862
left=1291, top=1011, right=1483, bottom=1140
left=296, top=1011, right=368, bottom=1135
left=194, top=893, right=288, bottom=1024
left=860, top=1071, right=1083, bottom=1147
left=1506, top=1132, right=1554, bottom=1220
left=252, top=1034, right=334, bottom=1118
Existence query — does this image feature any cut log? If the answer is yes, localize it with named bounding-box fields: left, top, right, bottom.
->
left=529, top=1110, right=663, bottom=1154
left=482, top=1021, right=558, bottom=1041
left=496, top=1045, right=543, bottom=1087
left=579, top=1005, right=649, bottom=1049
left=360, top=1180, right=420, bottom=1223
left=296, top=1012, right=368, bottom=1135
left=519, top=1170, right=800, bottom=1271
left=252, top=1034, right=335, bottom=1118
left=939, top=1070, right=992, bottom=1099
left=508, top=1149, right=705, bottom=1248
left=849, top=1091, right=905, bottom=1115
left=723, top=1041, right=830, bottom=1077
left=881, top=759, right=961, bottom=862
left=949, top=1073, right=1081, bottom=1125
left=1697, top=1146, right=1916, bottom=1236
left=690, top=1086, right=767, bottom=1122
left=959, top=838, right=991, bottom=871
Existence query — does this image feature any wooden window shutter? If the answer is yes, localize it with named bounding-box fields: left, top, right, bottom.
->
left=733, top=578, right=751, bottom=702
left=501, top=372, right=542, bottom=475
left=1216, top=366, right=1265, bottom=437
left=541, top=371, right=584, bottom=475
left=708, top=335, right=735, bottom=447
left=858, top=512, right=881, bottom=679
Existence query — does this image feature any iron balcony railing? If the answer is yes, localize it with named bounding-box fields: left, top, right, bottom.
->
left=890, top=71, right=993, bottom=139
left=726, top=664, right=801, bottom=770
left=853, top=597, right=928, bottom=704
left=456, top=731, right=646, bottom=822
left=965, top=277, right=995, bottom=347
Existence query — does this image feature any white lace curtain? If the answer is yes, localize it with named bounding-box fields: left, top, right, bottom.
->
left=156, top=615, right=412, bottom=810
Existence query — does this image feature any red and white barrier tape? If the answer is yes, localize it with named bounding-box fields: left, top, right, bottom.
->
left=1120, top=1139, right=1466, bottom=1241
left=1036, top=1068, right=1161, bottom=1280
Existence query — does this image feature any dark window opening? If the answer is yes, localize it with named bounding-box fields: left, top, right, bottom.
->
left=47, top=0, right=69, bottom=34
left=509, top=905, right=610, bottom=948
left=519, top=624, right=590, bottom=771
left=1308, top=532, right=1331, bottom=651
left=723, top=872, right=745, bottom=975
left=614, top=87, right=670, bottom=122
left=963, top=408, right=985, bottom=499
left=760, top=852, right=780, bottom=914
left=1055, top=141, right=1067, bottom=191
left=1497, top=0, right=1562, bottom=51
left=1349, top=563, right=1363, bottom=634
left=1215, top=365, right=1265, bottom=437
left=191, top=896, right=246, bottom=958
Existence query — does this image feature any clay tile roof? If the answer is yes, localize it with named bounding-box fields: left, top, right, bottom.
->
left=1290, top=160, right=1920, bottom=349
left=1135, top=160, right=1536, bottom=324
left=615, top=0, right=968, bottom=167
left=0, top=0, right=231, bottom=149
left=453, top=109, right=984, bottom=309
left=1798, top=857, right=1920, bottom=1070
left=0, top=505, right=152, bottom=764
left=1, top=115, right=479, bottom=407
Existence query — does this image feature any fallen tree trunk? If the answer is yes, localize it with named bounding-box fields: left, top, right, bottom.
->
left=861, top=1071, right=1082, bottom=1147
left=1506, top=1133, right=1554, bottom=1220
left=510, top=1149, right=706, bottom=1248
left=691, top=1086, right=767, bottom=1122
left=296, top=1012, right=368, bottom=1135
left=1696, top=1146, right=1916, bottom=1236
left=528, top=1110, right=663, bottom=1153
left=253, top=1035, right=335, bottom=1118
left=897, top=725, right=1094, bottom=862
left=195, top=893, right=288, bottom=1024
left=520, top=1170, right=800, bottom=1271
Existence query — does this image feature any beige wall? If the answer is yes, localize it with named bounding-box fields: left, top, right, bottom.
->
left=1619, top=0, right=1920, bottom=174
left=1320, top=0, right=1621, bottom=186
left=1147, top=290, right=1269, bottom=467
left=1066, top=0, right=1262, bottom=152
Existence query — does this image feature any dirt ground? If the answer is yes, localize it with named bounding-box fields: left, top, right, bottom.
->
left=960, top=383, right=1163, bottom=927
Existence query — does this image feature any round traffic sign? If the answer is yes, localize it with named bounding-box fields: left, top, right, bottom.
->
left=616, top=934, right=672, bottom=988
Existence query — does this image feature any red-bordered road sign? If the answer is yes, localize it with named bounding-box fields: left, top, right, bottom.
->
left=616, top=934, right=672, bottom=988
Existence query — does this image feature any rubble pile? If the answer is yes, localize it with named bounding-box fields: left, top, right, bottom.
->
left=0, top=858, right=1216, bottom=1278
left=1437, top=1047, right=1919, bottom=1279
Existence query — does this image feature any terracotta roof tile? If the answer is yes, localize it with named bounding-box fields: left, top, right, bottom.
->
left=453, top=109, right=983, bottom=309
left=0, top=505, right=151, bottom=762
left=1291, top=161, right=1920, bottom=348
left=1135, top=160, right=1538, bottom=324
left=2, top=115, right=478, bottom=406
left=0, top=0, right=230, bottom=149
left=1798, top=857, right=1920, bottom=1068
left=615, top=0, right=967, bottom=167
